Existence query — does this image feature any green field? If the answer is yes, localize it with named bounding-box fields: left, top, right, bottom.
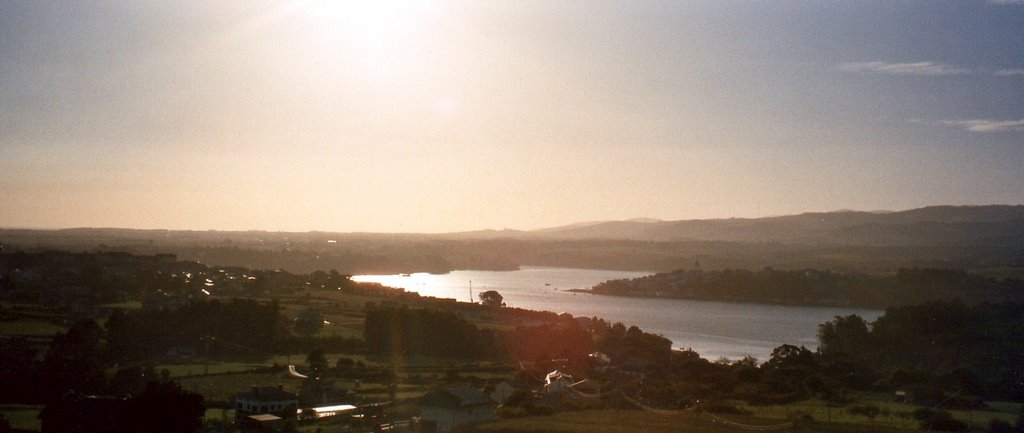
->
left=97, top=301, right=142, bottom=310
left=178, top=371, right=299, bottom=403
left=466, top=408, right=919, bottom=433
left=0, top=319, right=66, bottom=337
left=743, top=395, right=1022, bottom=432
left=156, top=362, right=269, bottom=378
left=0, top=405, right=43, bottom=431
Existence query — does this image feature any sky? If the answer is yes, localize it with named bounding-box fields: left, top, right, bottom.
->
left=1, top=0, right=1022, bottom=233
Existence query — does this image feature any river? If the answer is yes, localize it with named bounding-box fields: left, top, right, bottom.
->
left=351, top=266, right=883, bottom=361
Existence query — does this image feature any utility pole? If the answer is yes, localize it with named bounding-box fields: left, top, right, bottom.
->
left=469, top=280, right=473, bottom=303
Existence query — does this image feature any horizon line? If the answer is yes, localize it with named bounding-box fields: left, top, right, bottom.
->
left=2, top=203, right=1022, bottom=236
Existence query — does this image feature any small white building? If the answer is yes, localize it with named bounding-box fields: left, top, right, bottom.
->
left=420, top=386, right=497, bottom=433
left=544, top=370, right=575, bottom=394
left=297, top=404, right=358, bottom=420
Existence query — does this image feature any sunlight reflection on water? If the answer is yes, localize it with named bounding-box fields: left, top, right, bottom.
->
left=352, top=267, right=882, bottom=360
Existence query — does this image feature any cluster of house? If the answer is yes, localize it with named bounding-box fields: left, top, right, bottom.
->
left=234, top=383, right=494, bottom=433
left=234, top=384, right=361, bottom=432
left=235, top=365, right=600, bottom=433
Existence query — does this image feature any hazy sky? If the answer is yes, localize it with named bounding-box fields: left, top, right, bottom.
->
left=1, top=1, right=1022, bottom=233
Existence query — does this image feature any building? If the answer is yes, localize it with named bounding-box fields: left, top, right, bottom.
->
left=544, top=370, right=574, bottom=394
left=240, top=414, right=284, bottom=433
left=235, top=386, right=298, bottom=419
left=589, top=352, right=611, bottom=372
left=486, top=382, right=517, bottom=405
left=297, top=403, right=358, bottom=420
left=419, top=386, right=497, bottom=433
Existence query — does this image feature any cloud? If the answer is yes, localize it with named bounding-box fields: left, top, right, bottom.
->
left=995, top=69, right=1024, bottom=76
left=988, top=0, right=1024, bottom=4
left=939, top=119, right=1024, bottom=133
left=838, top=61, right=971, bottom=76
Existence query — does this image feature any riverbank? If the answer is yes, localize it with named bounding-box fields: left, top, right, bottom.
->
left=589, top=268, right=1024, bottom=310
left=353, top=267, right=883, bottom=360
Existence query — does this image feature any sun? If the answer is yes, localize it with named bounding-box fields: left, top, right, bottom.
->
left=293, top=0, right=425, bottom=47
left=288, top=0, right=433, bottom=84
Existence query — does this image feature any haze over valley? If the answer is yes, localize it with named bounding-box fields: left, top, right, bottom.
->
left=4, top=205, right=1021, bottom=278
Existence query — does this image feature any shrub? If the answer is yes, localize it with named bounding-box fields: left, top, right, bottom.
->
left=914, top=409, right=968, bottom=432
left=989, top=419, right=1015, bottom=433
left=847, top=404, right=881, bottom=420
left=702, top=401, right=750, bottom=415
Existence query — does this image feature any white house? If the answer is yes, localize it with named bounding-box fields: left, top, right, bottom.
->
left=544, top=370, right=574, bottom=394
left=235, top=386, right=298, bottom=419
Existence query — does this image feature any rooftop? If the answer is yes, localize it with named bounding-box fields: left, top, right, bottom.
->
left=420, top=386, right=493, bottom=409
left=236, top=386, right=295, bottom=403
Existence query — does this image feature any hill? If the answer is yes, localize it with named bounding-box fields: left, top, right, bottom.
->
left=520, top=205, right=1024, bottom=246
left=1, top=205, right=1022, bottom=277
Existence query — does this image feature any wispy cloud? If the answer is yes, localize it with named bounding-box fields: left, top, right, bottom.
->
left=939, top=119, right=1024, bottom=133
left=838, top=61, right=971, bottom=76
left=995, top=69, right=1024, bottom=76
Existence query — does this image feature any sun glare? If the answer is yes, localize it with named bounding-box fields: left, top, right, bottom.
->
left=288, top=0, right=434, bottom=85
left=294, top=0, right=425, bottom=48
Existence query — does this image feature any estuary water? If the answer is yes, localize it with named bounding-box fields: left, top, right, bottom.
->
left=352, top=267, right=883, bottom=361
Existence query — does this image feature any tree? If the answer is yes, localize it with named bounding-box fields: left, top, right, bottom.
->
left=761, top=345, right=817, bottom=397
left=119, top=381, right=204, bottom=433
left=295, top=307, right=324, bottom=336
left=817, top=315, right=871, bottom=357
left=913, top=409, right=967, bottom=432
left=42, top=320, right=108, bottom=399
left=478, top=290, right=504, bottom=308
left=0, top=337, right=41, bottom=403
left=764, top=345, right=815, bottom=370
left=109, top=366, right=158, bottom=397
left=307, top=349, right=328, bottom=378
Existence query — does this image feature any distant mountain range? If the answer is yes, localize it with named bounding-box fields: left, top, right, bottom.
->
left=451, top=205, right=1024, bottom=246
left=2, top=205, right=1022, bottom=276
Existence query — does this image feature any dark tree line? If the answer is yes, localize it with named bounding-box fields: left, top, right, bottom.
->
left=592, top=320, right=673, bottom=367
left=817, top=301, right=1024, bottom=401
left=362, top=306, right=674, bottom=368
left=106, top=299, right=283, bottom=362
left=363, top=306, right=499, bottom=359
left=39, top=381, right=203, bottom=433
left=593, top=267, right=1024, bottom=308
left=0, top=318, right=205, bottom=422
left=504, top=319, right=594, bottom=364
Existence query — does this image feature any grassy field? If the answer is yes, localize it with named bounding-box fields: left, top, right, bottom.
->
left=318, top=320, right=364, bottom=339
left=742, top=394, right=1022, bottom=432
left=203, top=407, right=233, bottom=422
left=0, top=319, right=67, bottom=337
left=466, top=408, right=918, bottom=433
left=97, top=301, right=142, bottom=310
left=178, top=371, right=299, bottom=403
left=156, top=362, right=269, bottom=378
left=0, top=405, right=43, bottom=431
